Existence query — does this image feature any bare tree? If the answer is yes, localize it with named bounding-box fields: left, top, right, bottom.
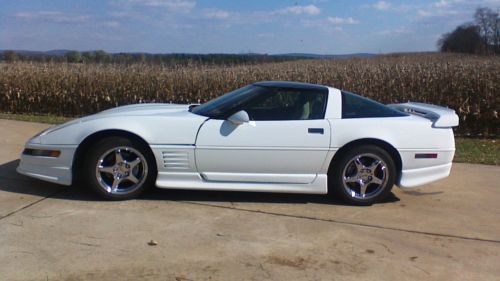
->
left=439, top=7, right=499, bottom=55
left=474, top=7, right=499, bottom=53
left=492, top=8, right=499, bottom=52
left=438, top=24, right=483, bottom=54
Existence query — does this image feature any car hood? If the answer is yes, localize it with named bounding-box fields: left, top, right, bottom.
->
left=91, top=103, right=191, bottom=118
left=33, top=103, right=206, bottom=145
left=48, top=103, right=191, bottom=129
left=65, top=103, right=197, bottom=125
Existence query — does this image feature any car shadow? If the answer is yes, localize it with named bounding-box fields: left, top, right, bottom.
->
left=0, top=159, right=400, bottom=206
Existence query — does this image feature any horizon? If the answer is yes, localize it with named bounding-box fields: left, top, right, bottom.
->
left=1, top=48, right=383, bottom=56
left=1, top=0, right=499, bottom=54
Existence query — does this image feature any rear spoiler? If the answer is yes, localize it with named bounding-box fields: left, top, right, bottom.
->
left=388, top=102, right=459, bottom=128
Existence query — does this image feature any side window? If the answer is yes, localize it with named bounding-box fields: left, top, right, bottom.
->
left=341, top=91, right=408, bottom=118
left=240, top=89, right=327, bottom=121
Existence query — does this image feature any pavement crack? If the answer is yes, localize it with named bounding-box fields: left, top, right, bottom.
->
left=375, top=242, right=394, bottom=254
left=9, top=220, right=24, bottom=227
left=11, top=250, right=35, bottom=255
left=178, top=201, right=500, bottom=244
left=0, top=188, right=65, bottom=221
left=258, top=262, right=272, bottom=279
left=414, top=265, right=431, bottom=275
left=68, top=241, right=100, bottom=247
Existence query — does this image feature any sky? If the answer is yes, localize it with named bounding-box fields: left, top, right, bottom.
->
left=1, top=0, right=499, bottom=54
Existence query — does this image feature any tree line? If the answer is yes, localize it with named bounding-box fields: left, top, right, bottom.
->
left=0, top=50, right=305, bottom=65
left=438, top=7, right=499, bottom=55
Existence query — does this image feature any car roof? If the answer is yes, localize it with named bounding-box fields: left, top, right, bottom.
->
left=253, top=81, right=329, bottom=92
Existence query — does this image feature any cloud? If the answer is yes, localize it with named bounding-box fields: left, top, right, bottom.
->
left=373, top=1, right=391, bottom=11
left=416, top=9, right=460, bottom=18
left=115, top=0, right=196, bottom=13
left=203, top=9, right=231, bottom=20
left=409, top=0, right=498, bottom=19
left=327, top=16, right=360, bottom=24
left=433, top=0, right=464, bottom=8
left=278, top=5, right=321, bottom=15
left=15, top=10, right=121, bottom=30
left=366, top=1, right=413, bottom=12
left=101, top=21, right=121, bottom=28
left=378, top=26, right=412, bottom=35
left=15, top=11, right=89, bottom=23
left=370, top=0, right=498, bottom=18
left=302, top=16, right=358, bottom=32
left=302, top=19, right=344, bottom=31
left=257, top=33, right=275, bottom=38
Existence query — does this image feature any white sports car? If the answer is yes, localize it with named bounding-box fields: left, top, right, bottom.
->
left=17, top=81, right=459, bottom=205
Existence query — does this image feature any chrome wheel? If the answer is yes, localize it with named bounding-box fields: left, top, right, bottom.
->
left=342, top=153, right=388, bottom=200
left=95, top=146, right=148, bottom=195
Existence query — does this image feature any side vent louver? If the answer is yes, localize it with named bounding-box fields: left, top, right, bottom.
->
left=162, top=151, right=190, bottom=170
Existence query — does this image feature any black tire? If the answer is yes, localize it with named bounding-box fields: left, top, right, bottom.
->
left=329, top=144, right=396, bottom=205
left=82, top=136, right=157, bottom=200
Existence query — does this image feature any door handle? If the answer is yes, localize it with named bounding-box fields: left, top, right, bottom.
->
left=308, top=128, right=324, bottom=134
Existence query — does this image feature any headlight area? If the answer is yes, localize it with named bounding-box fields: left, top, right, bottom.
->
left=28, top=119, right=81, bottom=144
left=28, top=127, right=53, bottom=144
left=23, top=148, right=61, bottom=158
left=31, top=127, right=53, bottom=138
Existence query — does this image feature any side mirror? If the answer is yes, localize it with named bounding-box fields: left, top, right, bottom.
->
left=227, top=110, right=250, bottom=125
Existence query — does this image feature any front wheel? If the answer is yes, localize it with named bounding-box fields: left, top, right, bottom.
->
left=329, top=145, right=396, bottom=205
left=82, top=137, right=156, bottom=200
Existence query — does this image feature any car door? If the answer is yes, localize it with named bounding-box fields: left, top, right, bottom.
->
left=195, top=87, right=331, bottom=184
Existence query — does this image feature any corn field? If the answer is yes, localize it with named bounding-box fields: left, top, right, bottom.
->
left=0, top=53, right=498, bottom=136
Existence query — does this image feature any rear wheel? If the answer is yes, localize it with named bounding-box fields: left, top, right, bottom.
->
left=83, top=137, right=156, bottom=200
left=329, top=145, right=396, bottom=205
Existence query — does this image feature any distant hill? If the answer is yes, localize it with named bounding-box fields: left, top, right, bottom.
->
left=1, top=49, right=73, bottom=57
left=1, top=49, right=377, bottom=59
left=274, top=53, right=377, bottom=59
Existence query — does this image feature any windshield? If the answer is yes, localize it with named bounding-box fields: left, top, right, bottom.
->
left=191, top=85, right=266, bottom=118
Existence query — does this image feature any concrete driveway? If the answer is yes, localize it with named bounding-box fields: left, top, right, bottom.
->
left=1, top=119, right=499, bottom=281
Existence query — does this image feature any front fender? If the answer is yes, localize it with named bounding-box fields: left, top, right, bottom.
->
left=40, top=115, right=208, bottom=145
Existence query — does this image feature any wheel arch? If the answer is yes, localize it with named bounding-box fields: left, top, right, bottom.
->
left=328, top=138, right=402, bottom=182
left=72, top=129, right=156, bottom=185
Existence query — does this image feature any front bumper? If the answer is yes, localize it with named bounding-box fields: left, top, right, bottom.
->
left=16, top=144, right=77, bottom=186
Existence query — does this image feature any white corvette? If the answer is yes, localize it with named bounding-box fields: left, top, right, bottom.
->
left=17, top=81, right=459, bottom=205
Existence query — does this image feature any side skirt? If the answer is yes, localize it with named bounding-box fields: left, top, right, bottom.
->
left=155, top=172, right=328, bottom=194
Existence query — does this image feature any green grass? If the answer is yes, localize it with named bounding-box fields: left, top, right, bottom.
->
left=0, top=113, right=73, bottom=124
left=455, top=138, right=499, bottom=165
left=0, top=113, right=498, bottom=165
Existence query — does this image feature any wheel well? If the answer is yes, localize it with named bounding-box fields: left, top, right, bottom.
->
left=72, top=130, right=154, bottom=185
left=328, top=138, right=402, bottom=181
